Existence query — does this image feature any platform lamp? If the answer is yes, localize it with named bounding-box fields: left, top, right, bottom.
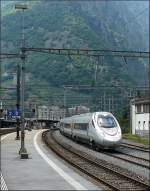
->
left=15, top=4, right=28, bottom=159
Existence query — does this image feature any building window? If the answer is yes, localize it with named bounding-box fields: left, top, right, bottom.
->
left=143, top=121, right=146, bottom=129
left=136, top=105, right=141, bottom=113
left=143, top=104, right=150, bottom=113
left=138, top=121, right=141, bottom=129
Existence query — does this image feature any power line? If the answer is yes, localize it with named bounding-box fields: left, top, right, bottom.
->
left=134, top=7, right=149, bottom=20
left=0, top=53, right=21, bottom=59
left=129, top=7, right=149, bottom=26
left=24, top=47, right=149, bottom=58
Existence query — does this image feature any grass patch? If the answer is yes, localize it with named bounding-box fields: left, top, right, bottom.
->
left=123, top=133, right=149, bottom=146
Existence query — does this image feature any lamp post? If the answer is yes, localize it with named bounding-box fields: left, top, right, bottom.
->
left=15, top=63, right=20, bottom=140
left=15, top=4, right=28, bottom=159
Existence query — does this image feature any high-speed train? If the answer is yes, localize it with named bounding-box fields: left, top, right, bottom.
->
left=60, top=112, right=122, bottom=149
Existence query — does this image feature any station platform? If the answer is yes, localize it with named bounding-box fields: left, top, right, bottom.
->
left=1, top=130, right=101, bottom=190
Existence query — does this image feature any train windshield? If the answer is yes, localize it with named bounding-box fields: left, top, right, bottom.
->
left=97, top=115, right=116, bottom=128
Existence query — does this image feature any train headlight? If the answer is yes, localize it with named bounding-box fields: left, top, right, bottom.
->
left=118, top=130, right=122, bottom=136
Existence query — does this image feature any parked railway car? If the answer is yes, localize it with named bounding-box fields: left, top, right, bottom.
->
left=60, top=112, right=122, bottom=149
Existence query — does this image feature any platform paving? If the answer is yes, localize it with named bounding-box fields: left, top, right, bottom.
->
left=1, top=130, right=101, bottom=190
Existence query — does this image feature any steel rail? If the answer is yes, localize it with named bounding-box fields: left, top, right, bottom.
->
left=43, top=130, right=149, bottom=191
left=42, top=131, right=118, bottom=190
left=121, top=143, right=150, bottom=152
left=0, top=128, right=16, bottom=136
left=101, top=150, right=149, bottom=169
left=61, top=133, right=150, bottom=168
left=53, top=131, right=149, bottom=169
left=62, top=133, right=149, bottom=168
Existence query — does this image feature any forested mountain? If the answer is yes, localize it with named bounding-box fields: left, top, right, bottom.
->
left=1, top=0, right=149, bottom=109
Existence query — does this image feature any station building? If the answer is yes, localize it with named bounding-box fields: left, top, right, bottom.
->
left=37, top=105, right=64, bottom=121
left=67, top=105, right=90, bottom=117
left=130, top=97, right=150, bottom=137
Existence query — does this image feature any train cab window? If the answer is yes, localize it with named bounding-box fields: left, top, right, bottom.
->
left=97, top=115, right=116, bottom=128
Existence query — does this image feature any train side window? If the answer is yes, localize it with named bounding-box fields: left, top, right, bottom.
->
left=76, top=123, right=88, bottom=131
left=80, top=123, right=85, bottom=131
left=65, top=124, right=70, bottom=128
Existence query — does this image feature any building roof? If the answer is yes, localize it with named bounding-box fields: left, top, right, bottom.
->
left=131, top=97, right=150, bottom=105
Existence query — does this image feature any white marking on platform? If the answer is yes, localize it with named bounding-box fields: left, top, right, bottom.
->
left=1, top=133, right=12, bottom=141
left=1, top=173, right=8, bottom=190
left=1, top=134, right=10, bottom=190
left=34, top=130, right=87, bottom=190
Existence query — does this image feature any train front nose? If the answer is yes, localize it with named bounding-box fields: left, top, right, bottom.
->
left=103, top=137, right=121, bottom=148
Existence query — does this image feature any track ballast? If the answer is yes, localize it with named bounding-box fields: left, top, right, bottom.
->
left=43, top=130, right=149, bottom=191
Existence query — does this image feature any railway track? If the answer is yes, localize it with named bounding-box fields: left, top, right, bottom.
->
left=71, top=138, right=149, bottom=169
left=70, top=137, right=150, bottom=169
left=59, top=132, right=149, bottom=169
left=43, top=130, right=150, bottom=191
left=101, top=150, right=149, bottom=169
left=120, top=143, right=150, bottom=153
left=0, top=128, right=16, bottom=136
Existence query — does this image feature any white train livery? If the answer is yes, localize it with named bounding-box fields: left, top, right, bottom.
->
left=60, top=112, right=122, bottom=149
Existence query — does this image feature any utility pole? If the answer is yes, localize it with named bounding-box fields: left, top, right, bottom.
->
left=16, top=64, right=20, bottom=140
left=100, top=96, right=102, bottom=111
left=0, top=56, right=2, bottom=125
left=63, top=87, right=67, bottom=117
left=0, top=58, right=1, bottom=100
left=103, top=91, right=106, bottom=111
left=94, top=62, right=98, bottom=85
left=112, top=95, right=114, bottom=114
left=15, top=4, right=28, bottom=159
left=108, top=97, right=111, bottom=113
left=34, top=104, right=38, bottom=129
left=0, top=102, right=3, bottom=128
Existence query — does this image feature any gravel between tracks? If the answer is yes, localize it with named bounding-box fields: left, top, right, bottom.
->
left=54, top=130, right=150, bottom=181
left=116, top=146, right=149, bottom=161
